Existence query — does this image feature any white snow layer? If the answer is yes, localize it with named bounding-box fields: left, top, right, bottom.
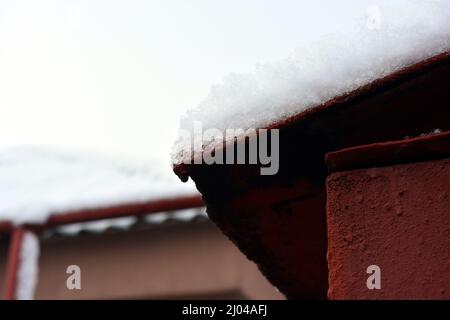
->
left=55, top=208, right=207, bottom=236
left=16, top=231, right=40, bottom=300
left=0, top=148, right=199, bottom=225
left=172, top=0, right=450, bottom=164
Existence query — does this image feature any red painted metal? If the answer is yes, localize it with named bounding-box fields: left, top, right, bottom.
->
left=43, top=195, right=204, bottom=228
left=4, top=228, right=25, bottom=300
left=327, top=157, right=450, bottom=299
left=172, top=53, right=450, bottom=299
left=326, top=133, right=450, bottom=299
left=0, top=195, right=204, bottom=233
left=326, top=130, right=450, bottom=173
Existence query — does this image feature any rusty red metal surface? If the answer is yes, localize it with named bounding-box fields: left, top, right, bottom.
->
left=326, top=157, right=450, bottom=299
left=173, top=53, right=450, bottom=299
left=4, top=228, right=25, bottom=300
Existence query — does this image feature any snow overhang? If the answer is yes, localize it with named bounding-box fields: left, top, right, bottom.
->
left=171, top=52, right=450, bottom=299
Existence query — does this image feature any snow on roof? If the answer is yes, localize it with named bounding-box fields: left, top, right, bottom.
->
left=172, top=0, right=450, bottom=165
left=51, top=208, right=207, bottom=237
left=0, top=148, right=199, bottom=225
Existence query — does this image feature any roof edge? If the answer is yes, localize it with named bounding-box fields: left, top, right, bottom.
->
left=173, top=52, right=450, bottom=180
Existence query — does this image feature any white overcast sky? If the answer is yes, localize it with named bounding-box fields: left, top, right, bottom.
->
left=0, top=0, right=394, bottom=163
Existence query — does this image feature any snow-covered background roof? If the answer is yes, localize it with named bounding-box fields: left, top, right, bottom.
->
left=49, top=208, right=207, bottom=237
left=172, top=0, right=450, bottom=164
left=0, top=148, right=200, bottom=225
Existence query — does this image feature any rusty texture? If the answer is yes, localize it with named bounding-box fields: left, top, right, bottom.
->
left=327, top=158, right=450, bottom=299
